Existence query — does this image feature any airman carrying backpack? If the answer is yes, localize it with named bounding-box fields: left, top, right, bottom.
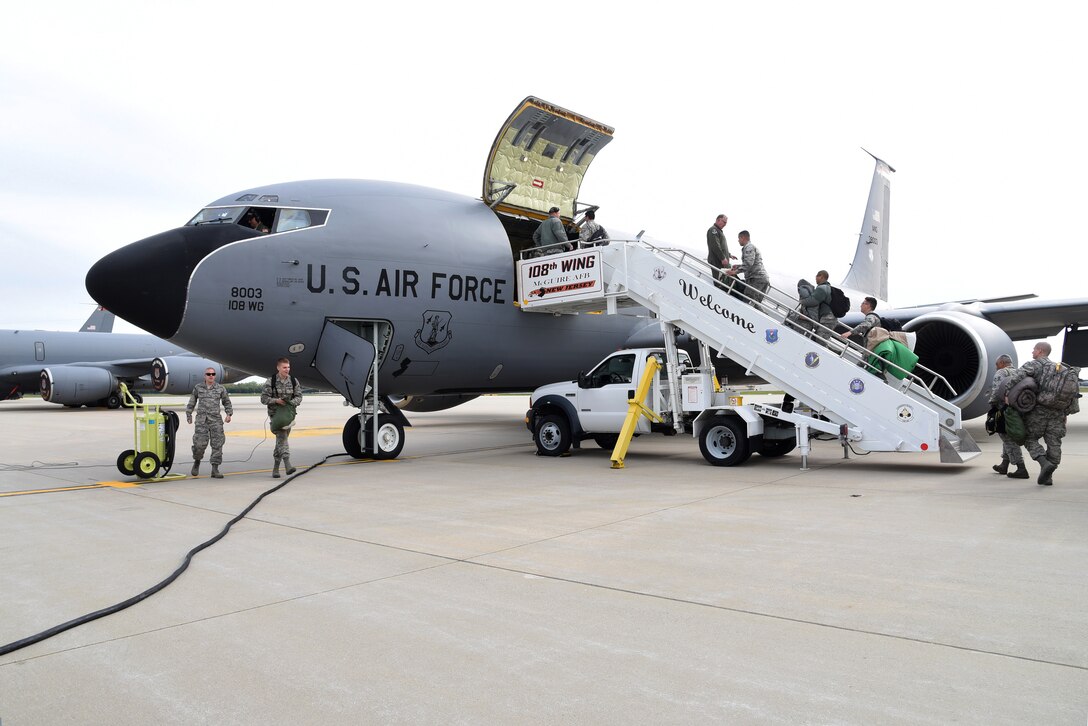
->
left=1037, top=361, right=1081, bottom=413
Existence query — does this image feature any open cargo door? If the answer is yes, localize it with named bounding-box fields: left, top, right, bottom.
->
left=483, top=97, right=614, bottom=223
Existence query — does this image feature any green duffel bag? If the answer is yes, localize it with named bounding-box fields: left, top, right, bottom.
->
left=1003, top=406, right=1027, bottom=446
left=270, top=403, right=296, bottom=432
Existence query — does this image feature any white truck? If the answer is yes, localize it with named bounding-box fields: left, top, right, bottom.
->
left=525, top=347, right=827, bottom=466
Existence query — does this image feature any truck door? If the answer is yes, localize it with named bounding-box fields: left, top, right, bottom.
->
left=575, top=352, right=639, bottom=432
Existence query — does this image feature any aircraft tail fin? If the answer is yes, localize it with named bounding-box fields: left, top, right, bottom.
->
left=80, top=306, right=115, bottom=333
left=841, top=150, right=895, bottom=302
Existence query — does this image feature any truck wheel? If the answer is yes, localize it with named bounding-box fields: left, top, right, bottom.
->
left=365, top=414, right=405, bottom=460
left=699, top=417, right=750, bottom=466
left=759, top=435, right=797, bottom=458
left=592, top=434, right=619, bottom=450
left=535, top=414, right=571, bottom=456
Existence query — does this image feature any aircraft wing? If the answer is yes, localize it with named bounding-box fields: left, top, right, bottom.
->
left=843, top=298, right=1088, bottom=341
left=1, top=359, right=155, bottom=380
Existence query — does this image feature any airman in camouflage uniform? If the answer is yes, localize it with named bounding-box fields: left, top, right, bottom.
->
left=186, top=368, right=233, bottom=478
left=987, top=354, right=1027, bottom=479
left=840, top=297, right=882, bottom=346
left=725, top=230, right=769, bottom=304
left=261, top=357, right=303, bottom=478
left=1011, top=342, right=1068, bottom=486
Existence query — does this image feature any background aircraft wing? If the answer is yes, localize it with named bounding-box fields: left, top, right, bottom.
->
left=1, top=359, right=154, bottom=379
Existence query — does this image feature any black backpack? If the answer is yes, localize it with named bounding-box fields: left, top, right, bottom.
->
left=828, top=286, right=851, bottom=317
left=880, top=316, right=903, bottom=332
left=588, top=226, right=608, bottom=243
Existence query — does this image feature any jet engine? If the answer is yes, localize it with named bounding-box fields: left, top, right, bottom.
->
left=903, top=310, right=1017, bottom=421
left=151, top=357, right=225, bottom=395
left=40, top=366, right=115, bottom=407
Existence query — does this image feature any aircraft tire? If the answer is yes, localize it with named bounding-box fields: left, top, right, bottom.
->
left=342, top=415, right=365, bottom=459
left=535, top=414, right=572, bottom=457
left=365, top=415, right=404, bottom=460
left=134, top=451, right=161, bottom=479
left=698, top=417, right=750, bottom=466
left=117, top=449, right=137, bottom=476
left=105, top=393, right=122, bottom=410
left=758, top=435, right=797, bottom=458
left=133, top=393, right=143, bottom=404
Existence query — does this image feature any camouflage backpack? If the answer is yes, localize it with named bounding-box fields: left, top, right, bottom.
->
left=1036, top=361, right=1081, bottom=413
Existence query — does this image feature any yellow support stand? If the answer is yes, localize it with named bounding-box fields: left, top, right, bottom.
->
left=610, top=356, right=663, bottom=469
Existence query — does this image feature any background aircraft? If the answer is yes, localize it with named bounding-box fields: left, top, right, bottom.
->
left=86, top=97, right=1088, bottom=453
left=78, top=306, right=115, bottom=333
left=1, top=308, right=244, bottom=408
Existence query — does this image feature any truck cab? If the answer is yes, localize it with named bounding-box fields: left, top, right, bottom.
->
left=527, top=347, right=691, bottom=455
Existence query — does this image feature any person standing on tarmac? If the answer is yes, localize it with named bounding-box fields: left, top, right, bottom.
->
left=988, top=354, right=1028, bottom=479
left=1013, top=342, right=1075, bottom=486
left=261, top=357, right=303, bottom=478
left=186, top=368, right=233, bottom=479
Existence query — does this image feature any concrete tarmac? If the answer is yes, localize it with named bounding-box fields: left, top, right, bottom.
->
left=1, top=393, right=1085, bottom=724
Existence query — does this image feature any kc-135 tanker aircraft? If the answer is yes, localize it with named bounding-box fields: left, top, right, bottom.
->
left=1, top=307, right=243, bottom=408
left=86, top=97, right=1088, bottom=457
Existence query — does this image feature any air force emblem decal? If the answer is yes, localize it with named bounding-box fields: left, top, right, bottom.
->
left=414, top=310, right=453, bottom=354
left=765, top=328, right=779, bottom=344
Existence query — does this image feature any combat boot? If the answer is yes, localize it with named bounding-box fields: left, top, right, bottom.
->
left=272, top=458, right=281, bottom=479
left=1035, top=456, right=1056, bottom=486
left=284, top=457, right=297, bottom=476
left=1006, top=463, right=1029, bottom=479
left=190, top=460, right=200, bottom=477
left=211, top=464, right=223, bottom=479
left=992, top=459, right=1009, bottom=475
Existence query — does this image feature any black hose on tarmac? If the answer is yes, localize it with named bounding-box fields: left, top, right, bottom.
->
left=0, top=452, right=348, bottom=657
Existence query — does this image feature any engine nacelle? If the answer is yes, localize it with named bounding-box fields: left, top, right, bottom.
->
left=151, top=357, right=225, bottom=394
left=904, top=310, right=1017, bottom=420
left=40, top=366, right=114, bottom=405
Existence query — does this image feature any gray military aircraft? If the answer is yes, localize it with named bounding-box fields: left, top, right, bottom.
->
left=78, top=306, right=115, bottom=333
left=86, top=96, right=1088, bottom=455
left=1, top=307, right=241, bottom=408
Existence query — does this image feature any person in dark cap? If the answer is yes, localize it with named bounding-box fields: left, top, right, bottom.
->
left=531, top=206, right=572, bottom=256
left=579, top=209, right=607, bottom=245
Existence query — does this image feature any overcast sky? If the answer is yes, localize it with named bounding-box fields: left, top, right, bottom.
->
left=2, top=2, right=1084, bottom=360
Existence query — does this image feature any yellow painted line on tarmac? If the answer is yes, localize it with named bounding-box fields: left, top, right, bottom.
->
left=1, top=456, right=398, bottom=497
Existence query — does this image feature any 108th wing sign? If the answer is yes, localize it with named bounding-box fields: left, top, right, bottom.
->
left=519, top=248, right=603, bottom=304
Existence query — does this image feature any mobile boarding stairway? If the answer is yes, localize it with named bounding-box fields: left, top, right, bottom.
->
left=517, top=240, right=981, bottom=464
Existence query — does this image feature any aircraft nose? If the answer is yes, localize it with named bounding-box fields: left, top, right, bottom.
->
left=86, top=225, right=259, bottom=339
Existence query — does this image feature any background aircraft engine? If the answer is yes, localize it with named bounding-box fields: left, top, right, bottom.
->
left=151, top=357, right=225, bottom=394
left=903, top=310, right=1017, bottom=421
left=39, top=366, right=114, bottom=406
left=393, top=394, right=480, bottom=412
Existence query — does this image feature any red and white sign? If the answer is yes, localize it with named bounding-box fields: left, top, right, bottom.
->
left=519, top=249, right=603, bottom=305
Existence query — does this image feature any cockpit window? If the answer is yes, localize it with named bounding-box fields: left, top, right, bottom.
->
left=276, top=209, right=312, bottom=232
left=186, top=206, right=329, bottom=233
left=188, top=206, right=246, bottom=225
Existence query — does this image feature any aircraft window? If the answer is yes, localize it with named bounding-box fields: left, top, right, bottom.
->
left=273, top=208, right=329, bottom=233
left=235, top=194, right=258, bottom=202
left=258, top=194, right=279, bottom=203
left=188, top=206, right=246, bottom=226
